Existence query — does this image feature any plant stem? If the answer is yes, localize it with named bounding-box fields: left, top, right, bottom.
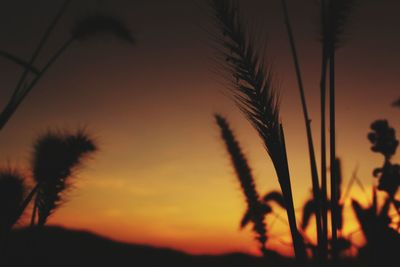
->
left=30, top=196, right=38, bottom=227
left=11, top=184, right=40, bottom=229
left=280, top=124, right=307, bottom=266
left=0, top=37, right=75, bottom=129
left=280, top=0, right=323, bottom=262
left=0, top=0, right=71, bottom=130
left=320, top=0, right=329, bottom=262
left=10, top=0, right=71, bottom=102
left=329, top=45, right=339, bottom=265
left=0, top=50, right=40, bottom=74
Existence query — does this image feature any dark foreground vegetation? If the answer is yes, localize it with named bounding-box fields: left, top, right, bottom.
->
left=0, top=226, right=374, bottom=267
left=2, top=226, right=396, bottom=267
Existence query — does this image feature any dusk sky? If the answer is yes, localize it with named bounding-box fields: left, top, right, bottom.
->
left=0, top=0, right=399, bottom=256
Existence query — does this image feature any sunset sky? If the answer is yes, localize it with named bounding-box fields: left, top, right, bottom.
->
left=0, top=0, right=399, bottom=256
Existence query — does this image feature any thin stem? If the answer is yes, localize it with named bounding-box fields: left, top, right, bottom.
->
left=280, top=0, right=323, bottom=262
left=320, top=0, right=329, bottom=262
left=6, top=183, right=40, bottom=234
left=329, top=47, right=339, bottom=264
left=30, top=195, right=38, bottom=227
left=0, top=0, right=71, bottom=130
left=10, top=0, right=71, bottom=102
left=0, top=37, right=75, bottom=129
left=0, top=50, right=40, bottom=74
left=280, top=124, right=307, bottom=266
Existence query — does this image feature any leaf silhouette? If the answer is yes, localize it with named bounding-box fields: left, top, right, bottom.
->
left=301, top=198, right=316, bottom=230
left=263, top=191, right=286, bottom=209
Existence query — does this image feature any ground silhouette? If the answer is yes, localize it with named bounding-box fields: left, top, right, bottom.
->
left=3, top=226, right=292, bottom=267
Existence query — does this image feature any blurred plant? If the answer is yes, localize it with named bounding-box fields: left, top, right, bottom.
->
left=0, top=1, right=134, bottom=130
left=30, top=130, right=97, bottom=227
left=368, top=120, right=400, bottom=205
left=392, top=98, right=400, bottom=108
left=301, top=159, right=353, bottom=257
left=215, top=114, right=269, bottom=255
left=352, top=188, right=400, bottom=267
left=0, top=129, right=97, bottom=237
left=0, top=169, right=26, bottom=236
left=368, top=120, right=398, bottom=161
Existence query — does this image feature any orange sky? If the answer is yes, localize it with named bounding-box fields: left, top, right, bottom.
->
left=0, top=0, right=399, bottom=257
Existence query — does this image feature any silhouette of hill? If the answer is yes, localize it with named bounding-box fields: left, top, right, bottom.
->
left=2, top=226, right=291, bottom=267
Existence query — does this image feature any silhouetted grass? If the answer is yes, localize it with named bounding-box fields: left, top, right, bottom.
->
left=31, top=130, right=97, bottom=227
left=0, top=169, right=26, bottom=236
left=210, top=1, right=307, bottom=264
left=279, top=0, right=324, bottom=263
left=215, top=114, right=268, bottom=255
left=323, top=1, right=356, bottom=263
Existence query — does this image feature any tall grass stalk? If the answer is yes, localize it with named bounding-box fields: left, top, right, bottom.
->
left=279, top=0, right=323, bottom=263
left=319, top=0, right=329, bottom=260
left=329, top=29, right=339, bottom=267
left=215, top=114, right=268, bottom=255
left=211, top=1, right=307, bottom=263
left=323, top=0, right=355, bottom=263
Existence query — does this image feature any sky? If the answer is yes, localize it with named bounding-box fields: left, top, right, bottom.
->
left=0, top=0, right=399, bottom=257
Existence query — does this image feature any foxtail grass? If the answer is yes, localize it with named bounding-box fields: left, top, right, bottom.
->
left=211, top=1, right=307, bottom=263
left=30, top=130, right=97, bottom=227
left=215, top=114, right=268, bottom=255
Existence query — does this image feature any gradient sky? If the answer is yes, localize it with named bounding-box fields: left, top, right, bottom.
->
left=0, top=0, right=399, bottom=256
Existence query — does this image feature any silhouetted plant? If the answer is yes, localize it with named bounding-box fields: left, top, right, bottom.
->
left=30, top=130, right=97, bottom=227
left=279, top=1, right=324, bottom=262
left=215, top=114, right=269, bottom=255
left=0, top=169, right=26, bottom=235
left=211, top=1, right=307, bottom=264
left=352, top=188, right=400, bottom=267
left=368, top=120, right=400, bottom=199
left=368, top=120, right=398, bottom=161
left=0, top=1, right=134, bottom=130
left=301, top=158, right=349, bottom=257
left=322, top=1, right=356, bottom=263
